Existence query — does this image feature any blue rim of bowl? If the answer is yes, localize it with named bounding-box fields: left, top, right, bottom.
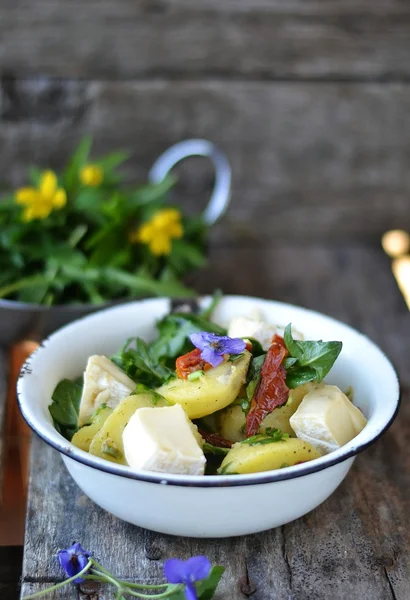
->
left=16, top=297, right=402, bottom=488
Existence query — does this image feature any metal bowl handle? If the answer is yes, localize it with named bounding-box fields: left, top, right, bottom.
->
left=148, top=139, right=231, bottom=226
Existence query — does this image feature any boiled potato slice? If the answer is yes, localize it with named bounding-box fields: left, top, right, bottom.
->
left=72, top=406, right=113, bottom=451
left=219, top=437, right=321, bottom=475
left=218, top=382, right=317, bottom=441
left=218, top=404, right=246, bottom=442
left=89, top=393, right=168, bottom=464
left=156, top=351, right=251, bottom=419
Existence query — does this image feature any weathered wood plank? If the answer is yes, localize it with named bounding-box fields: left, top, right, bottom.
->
left=20, top=244, right=409, bottom=600
left=0, top=348, right=7, bottom=512
left=2, top=0, right=410, bottom=80
left=2, top=81, right=410, bottom=242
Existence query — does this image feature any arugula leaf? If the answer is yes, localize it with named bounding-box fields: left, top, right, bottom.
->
left=246, top=354, right=266, bottom=401
left=48, top=379, right=82, bottom=441
left=284, top=324, right=342, bottom=387
left=111, top=337, right=174, bottom=386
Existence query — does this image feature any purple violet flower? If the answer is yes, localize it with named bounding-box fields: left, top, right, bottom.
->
left=164, top=556, right=211, bottom=600
left=57, top=542, right=91, bottom=583
left=190, top=332, right=246, bottom=368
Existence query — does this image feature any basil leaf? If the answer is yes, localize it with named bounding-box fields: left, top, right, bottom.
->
left=284, top=324, right=342, bottom=384
left=49, top=379, right=82, bottom=441
left=285, top=366, right=317, bottom=389
left=283, top=357, right=298, bottom=369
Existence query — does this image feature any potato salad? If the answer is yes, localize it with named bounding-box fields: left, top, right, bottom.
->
left=49, top=299, right=367, bottom=476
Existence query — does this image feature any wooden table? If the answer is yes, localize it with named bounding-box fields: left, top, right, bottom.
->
left=17, top=243, right=410, bottom=600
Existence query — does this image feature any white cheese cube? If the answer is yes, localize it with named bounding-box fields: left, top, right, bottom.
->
left=123, top=404, right=206, bottom=475
left=289, top=385, right=367, bottom=454
left=78, top=355, right=135, bottom=426
left=227, top=315, right=303, bottom=351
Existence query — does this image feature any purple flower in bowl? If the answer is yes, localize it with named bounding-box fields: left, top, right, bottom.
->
left=190, top=332, right=246, bottom=367
left=164, top=555, right=211, bottom=600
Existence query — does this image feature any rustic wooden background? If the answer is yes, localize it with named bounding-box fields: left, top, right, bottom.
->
left=1, top=1, right=410, bottom=599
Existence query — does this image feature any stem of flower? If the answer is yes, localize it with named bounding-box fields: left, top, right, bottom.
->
left=88, top=568, right=123, bottom=591
left=116, top=578, right=170, bottom=590
left=85, top=573, right=179, bottom=599
left=21, top=559, right=93, bottom=599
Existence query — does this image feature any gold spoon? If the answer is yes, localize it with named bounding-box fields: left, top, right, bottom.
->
left=381, top=229, right=410, bottom=310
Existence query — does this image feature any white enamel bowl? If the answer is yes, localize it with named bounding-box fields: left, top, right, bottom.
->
left=17, top=296, right=400, bottom=538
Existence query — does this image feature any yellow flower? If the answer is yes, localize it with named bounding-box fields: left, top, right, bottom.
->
left=80, top=164, right=103, bottom=187
left=130, top=208, right=184, bottom=256
left=15, top=170, right=67, bottom=222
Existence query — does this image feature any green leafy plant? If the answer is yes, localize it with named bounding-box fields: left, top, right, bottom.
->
left=284, top=324, right=342, bottom=388
left=0, top=137, right=209, bottom=305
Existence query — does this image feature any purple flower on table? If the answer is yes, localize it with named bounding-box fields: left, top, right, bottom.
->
left=189, top=332, right=246, bottom=368
left=164, top=556, right=211, bottom=600
left=57, top=542, right=91, bottom=583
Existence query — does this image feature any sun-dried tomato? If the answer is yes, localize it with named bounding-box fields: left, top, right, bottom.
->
left=245, top=340, right=289, bottom=437
left=199, top=429, right=233, bottom=448
left=175, top=348, right=212, bottom=379
left=272, top=333, right=287, bottom=352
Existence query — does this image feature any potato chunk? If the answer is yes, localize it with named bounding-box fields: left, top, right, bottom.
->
left=72, top=406, right=113, bottom=451
left=219, top=437, right=321, bottom=475
left=218, top=382, right=317, bottom=441
left=89, top=392, right=168, bottom=464
left=156, top=351, right=251, bottom=419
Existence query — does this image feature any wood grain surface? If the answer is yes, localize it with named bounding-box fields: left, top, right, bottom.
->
left=2, top=80, right=410, bottom=241
left=19, top=244, right=410, bottom=600
left=1, top=0, right=410, bottom=80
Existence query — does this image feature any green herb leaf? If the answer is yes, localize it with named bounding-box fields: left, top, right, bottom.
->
left=48, top=379, right=82, bottom=441
left=240, top=397, right=251, bottom=416
left=197, top=566, right=225, bottom=600
left=111, top=337, right=174, bottom=387
left=283, top=357, right=298, bottom=369
left=246, top=354, right=266, bottom=401
left=246, top=338, right=265, bottom=357
left=102, top=440, right=123, bottom=460
left=284, top=324, right=342, bottom=386
left=203, top=443, right=230, bottom=456
left=285, top=366, right=317, bottom=388
left=169, top=566, right=225, bottom=600
left=218, top=462, right=240, bottom=475
left=240, top=427, right=289, bottom=446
